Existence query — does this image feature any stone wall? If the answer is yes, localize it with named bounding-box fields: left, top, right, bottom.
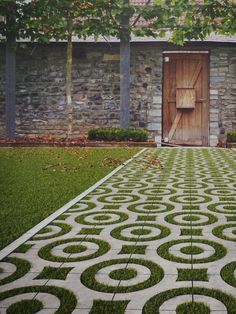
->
left=0, top=42, right=235, bottom=146
left=210, top=47, right=236, bottom=146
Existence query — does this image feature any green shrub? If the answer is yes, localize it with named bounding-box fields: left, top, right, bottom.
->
left=227, top=130, right=236, bottom=142
left=88, top=128, right=148, bottom=142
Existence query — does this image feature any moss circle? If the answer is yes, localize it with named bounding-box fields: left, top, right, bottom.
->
left=157, top=239, right=226, bottom=263
left=111, top=223, right=170, bottom=242
left=128, top=202, right=174, bottom=214
left=81, top=258, right=164, bottom=293
left=98, top=194, right=140, bottom=203
left=7, top=299, right=43, bottom=314
left=180, top=245, right=204, bottom=255
left=109, top=268, right=138, bottom=281
left=165, top=212, right=217, bottom=226
left=212, top=224, right=236, bottom=242
left=176, top=301, right=210, bottom=314
left=75, top=211, right=128, bottom=225
left=38, top=238, right=110, bottom=262
left=143, top=287, right=236, bottom=313
left=63, top=244, right=87, bottom=254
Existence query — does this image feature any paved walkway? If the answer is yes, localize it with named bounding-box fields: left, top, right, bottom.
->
left=0, top=148, right=236, bottom=313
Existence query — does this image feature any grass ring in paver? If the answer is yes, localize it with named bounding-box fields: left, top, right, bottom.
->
left=90, top=187, right=112, bottom=195
left=38, top=238, right=110, bottom=262
left=204, top=188, right=236, bottom=196
left=112, top=182, right=147, bottom=189
left=32, top=222, right=72, bottom=240
left=75, top=211, right=128, bottom=225
left=145, top=177, right=179, bottom=184
left=138, top=188, right=177, bottom=196
left=98, top=194, right=140, bottom=203
left=212, top=224, right=236, bottom=242
left=157, top=239, right=227, bottom=263
left=111, top=223, right=170, bottom=242
left=165, top=212, right=218, bottom=226
left=109, top=268, right=138, bottom=280
left=202, top=178, right=235, bottom=184
left=143, top=287, right=236, bottom=314
left=169, top=194, right=212, bottom=204
left=7, top=299, right=43, bottom=314
left=80, top=258, right=164, bottom=293
left=0, top=257, right=31, bottom=286
left=0, top=286, right=77, bottom=314
left=68, top=201, right=96, bottom=212
left=128, top=202, right=174, bottom=214
left=220, top=261, right=236, bottom=288
left=176, top=302, right=210, bottom=314
left=207, top=202, right=236, bottom=214
left=173, top=182, right=208, bottom=189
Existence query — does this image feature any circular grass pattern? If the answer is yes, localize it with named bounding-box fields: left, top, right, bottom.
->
left=176, top=302, right=210, bottom=314
left=111, top=223, right=170, bottom=242
left=69, top=201, right=96, bottom=212
left=80, top=258, right=164, bottom=293
left=90, top=187, right=112, bottom=195
left=112, top=182, right=147, bottom=189
left=38, top=238, right=110, bottom=262
left=139, top=188, right=177, bottom=196
left=75, top=211, right=128, bottom=225
left=128, top=202, right=174, bottom=214
left=98, top=194, right=140, bottom=203
left=173, top=182, right=208, bottom=189
left=157, top=239, right=227, bottom=264
left=165, top=212, right=217, bottom=227
left=131, top=228, right=152, bottom=236
left=221, top=261, right=236, bottom=288
left=7, top=299, right=43, bottom=314
left=0, top=286, right=77, bottom=313
left=0, top=257, right=31, bottom=286
left=32, top=222, right=72, bottom=240
left=203, top=178, right=235, bottom=184
left=169, top=194, right=212, bottom=204
left=109, top=268, right=138, bottom=281
left=204, top=188, right=236, bottom=196
left=212, top=223, right=236, bottom=242
left=208, top=202, right=236, bottom=214
left=180, top=245, right=204, bottom=255
left=145, top=177, right=179, bottom=184
left=143, top=287, right=236, bottom=314
left=63, top=244, right=87, bottom=254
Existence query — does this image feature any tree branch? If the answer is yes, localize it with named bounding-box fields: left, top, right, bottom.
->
left=131, top=0, right=152, bottom=27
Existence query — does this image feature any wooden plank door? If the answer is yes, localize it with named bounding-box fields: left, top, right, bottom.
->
left=163, top=53, right=209, bottom=146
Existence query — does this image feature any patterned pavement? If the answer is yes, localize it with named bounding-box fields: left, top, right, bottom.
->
left=0, top=148, right=236, bottom=313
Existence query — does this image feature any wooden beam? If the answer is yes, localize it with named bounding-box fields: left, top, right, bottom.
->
left=168, top=111, right=182, bottom=141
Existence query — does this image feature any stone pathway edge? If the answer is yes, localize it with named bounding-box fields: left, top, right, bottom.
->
left=0, top=147, right=147, bottom=261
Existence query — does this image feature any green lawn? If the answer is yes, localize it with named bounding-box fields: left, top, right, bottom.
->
left=0, top=147, right=140, bottom=250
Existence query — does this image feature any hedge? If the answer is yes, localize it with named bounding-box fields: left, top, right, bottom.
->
left=88, top=128, right=148, bottom=142
left=227, top=130, right=236, bottom=142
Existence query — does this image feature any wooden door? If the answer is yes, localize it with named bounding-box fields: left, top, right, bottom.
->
left=163, top=53, right=209, bottom=146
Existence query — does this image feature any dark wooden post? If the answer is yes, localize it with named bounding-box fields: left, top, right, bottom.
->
left=120, top=0, right=130, bottom=128
left=5, top=11, right=16, bottom=138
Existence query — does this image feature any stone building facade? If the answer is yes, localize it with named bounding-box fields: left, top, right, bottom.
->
left=0, top=41, right=235, bottom=146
